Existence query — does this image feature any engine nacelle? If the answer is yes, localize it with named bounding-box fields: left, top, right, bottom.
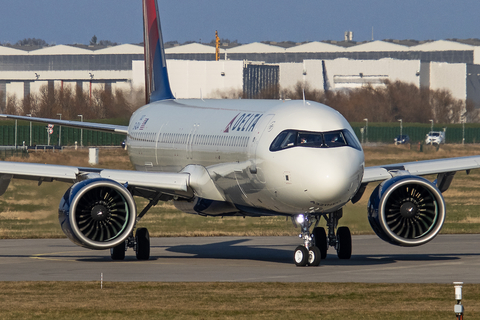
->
left=368, top=175, right=445, bottom=247
left=58, top=178, right=137, bottom=250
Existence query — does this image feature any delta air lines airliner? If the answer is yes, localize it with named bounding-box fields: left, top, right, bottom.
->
left=0, top=0, right=478, bottom=266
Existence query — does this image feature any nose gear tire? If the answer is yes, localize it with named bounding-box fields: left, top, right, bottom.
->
left=308, top=246, right=321, bottom=266
left=294, top=245, right=309, bottom=266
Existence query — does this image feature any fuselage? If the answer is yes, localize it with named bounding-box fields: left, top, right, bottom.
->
left=126, top=99, right=365, bottom=216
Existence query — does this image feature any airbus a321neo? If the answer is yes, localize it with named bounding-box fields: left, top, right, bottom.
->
left=1, top=0, right=479, bottom=266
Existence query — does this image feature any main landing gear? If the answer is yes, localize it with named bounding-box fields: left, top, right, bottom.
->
left=110, top=191, right=166, bottom=261
left=292, top=208, right=351, bottom=267
left=110, top=227, right=151, bottom=261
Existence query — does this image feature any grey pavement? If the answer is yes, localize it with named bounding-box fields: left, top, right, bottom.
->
left=0, top=235, right=478, bottom=283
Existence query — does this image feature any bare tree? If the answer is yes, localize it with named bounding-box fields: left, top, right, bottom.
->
left=15, top=38, right=48, bottom=47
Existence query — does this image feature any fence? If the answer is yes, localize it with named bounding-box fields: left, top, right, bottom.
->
left=0, top=124, right=125, bottom=147
left=0, top=122, right=478, bottom=146
left=351, top=123, right=480, bottom=144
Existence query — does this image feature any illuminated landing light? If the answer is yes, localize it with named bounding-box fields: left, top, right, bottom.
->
left=296, top=214, right=305, bottom=224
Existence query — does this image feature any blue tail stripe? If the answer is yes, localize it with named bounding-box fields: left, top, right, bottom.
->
left=150, top=41, right=174, bottom=101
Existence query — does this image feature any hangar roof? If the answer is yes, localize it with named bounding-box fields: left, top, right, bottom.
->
left=28, top=44, right=93, bottom=55
left=226, top=42, right=285, bottom=53
left=411, top=40, right=474, bottom=51
left=165, top=42, right=224, bottom=54
left=94, top=44, right=143, bottom=54
left=286, top=41, right=344, bottom=52
left=0, top=46, right=26, bottom=55
left=346, top=40, right=409, bottom=52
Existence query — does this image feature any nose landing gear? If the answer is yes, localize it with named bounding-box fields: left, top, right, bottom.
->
left=293, top=208, right=351, bottom=266
left=293, top=213, right=322, bottom=267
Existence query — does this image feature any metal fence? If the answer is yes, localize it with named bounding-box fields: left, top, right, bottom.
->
left=352, top=124, right=480, bottom=144
left=0, top=125, right=125, bottom=147
left=0, top=123, right=478, bottom=147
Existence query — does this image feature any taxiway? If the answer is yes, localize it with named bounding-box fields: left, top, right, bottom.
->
left=0, top=235, right=478, bottom=282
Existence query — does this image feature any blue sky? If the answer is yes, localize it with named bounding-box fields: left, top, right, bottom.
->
left=0, top=0, right=478, bottom=45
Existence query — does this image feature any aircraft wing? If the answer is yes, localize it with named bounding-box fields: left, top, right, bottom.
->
left=362, top=155, right=480, bottom=183
left=0, top=114, right=128, bottom=134
left=0, top=161, right=192, bottom=197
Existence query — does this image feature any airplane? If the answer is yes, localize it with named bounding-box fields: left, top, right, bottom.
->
left=1, top=0, right=480, bottom=267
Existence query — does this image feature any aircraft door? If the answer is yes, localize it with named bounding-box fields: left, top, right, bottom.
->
left=186, top=123, right=199, bottom=160
left=248, top=114, right=275, bottom=172
left=155, top=123, right=166, bottom=165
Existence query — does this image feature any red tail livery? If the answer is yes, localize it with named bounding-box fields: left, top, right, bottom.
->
left=142, top=0, right=174, bottom=102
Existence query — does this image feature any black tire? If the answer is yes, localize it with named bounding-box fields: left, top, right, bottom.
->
left=313, top=227, right=328, bottom=259
left=135, top=228, right=150, bottom=260
left=337, top=226, right=352, bottom=259
left=294, top=245, right=309, bottom=267
left=110, top=242, right=126, bottom=260
left=308, top=246, right=321, bottom=266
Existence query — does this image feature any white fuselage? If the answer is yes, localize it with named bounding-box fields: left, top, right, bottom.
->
left=126, top=99, right=365, bottom=216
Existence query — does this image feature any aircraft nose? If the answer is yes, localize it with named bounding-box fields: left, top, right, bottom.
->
left=301, top=149, right=364, bottom=203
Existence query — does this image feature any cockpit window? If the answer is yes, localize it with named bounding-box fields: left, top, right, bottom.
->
left=297, top=132, right=324, bottom=147
left=270, top=129, right=362, bottom=151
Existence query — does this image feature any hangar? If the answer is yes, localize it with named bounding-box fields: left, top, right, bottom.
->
left=1, top=38, right=480, bottom=108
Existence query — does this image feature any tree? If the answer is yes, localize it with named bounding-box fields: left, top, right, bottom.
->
left=90, top=35, right=97, bottom=45
left=15, top=38, right=48, bottom=47
left=98, top=39, right=118, bottom=46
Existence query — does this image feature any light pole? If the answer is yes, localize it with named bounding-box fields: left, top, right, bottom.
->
left=363, top=118, right=368, bottom=143
left=78, top=114, right=83, bottom=147
left=14, top=119, right=17, bottom=149
left=461, top=112, right=467, bottom=145
left=398, top=119, right=403, bottom=138
left=57, top=113, right=62, bottom=147
left=27, top=114, right=32, bottom=147
left=429, top=119, right=434, bottom=132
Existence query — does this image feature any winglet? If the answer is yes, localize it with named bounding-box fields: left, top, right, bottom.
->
left=143, top=0, right=175, bottom=103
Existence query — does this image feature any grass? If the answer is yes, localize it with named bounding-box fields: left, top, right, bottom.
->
left=0, top=282, right=478, bottom=319
left=1, top=144, right=480, bottom=238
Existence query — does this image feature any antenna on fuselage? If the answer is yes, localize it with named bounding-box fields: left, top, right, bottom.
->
left=302, top=88, right=305, bottom=105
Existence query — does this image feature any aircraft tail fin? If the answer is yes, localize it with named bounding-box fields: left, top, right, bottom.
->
left=322, top=60, right=332, bottom=93
left=142, top=0, right=175, bottom=103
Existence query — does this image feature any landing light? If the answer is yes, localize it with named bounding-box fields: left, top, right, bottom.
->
left=296, top=214, right=305, bottom=224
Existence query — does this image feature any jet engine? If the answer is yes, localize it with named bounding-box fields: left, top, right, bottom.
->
left=368, top=175, right=445, bottom=246
left=58, top=178, right=137, bottom=250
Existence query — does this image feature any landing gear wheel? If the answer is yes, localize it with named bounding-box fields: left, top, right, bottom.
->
left=336, top=226, right=352, bottom=259
left=313, top=227, right=328, bottom=259
left=308, top=246, right=321, bottom=266
left=110, top=242, right=126, bottom=260
left=294, top=245, right=309, bottom=267
left=135, top=228, right=150, bottom=260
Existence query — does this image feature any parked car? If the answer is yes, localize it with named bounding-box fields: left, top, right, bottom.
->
left=394, top=135, right=410, bottom=145
left=425, top=131, right=445, bottom=145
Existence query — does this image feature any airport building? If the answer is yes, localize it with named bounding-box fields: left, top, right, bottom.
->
left=1, top=39, right=480, bottom=108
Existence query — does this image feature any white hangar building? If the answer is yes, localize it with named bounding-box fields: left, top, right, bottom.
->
left=1, top=39, right=480, bottom=107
